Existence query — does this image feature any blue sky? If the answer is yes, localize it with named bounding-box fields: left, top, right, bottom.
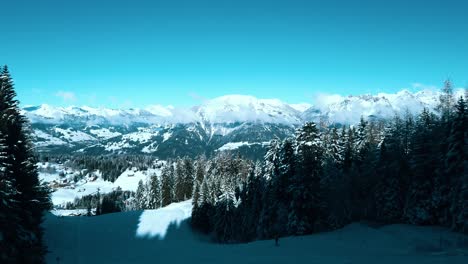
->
left=1, top=0, right=467, bottom=108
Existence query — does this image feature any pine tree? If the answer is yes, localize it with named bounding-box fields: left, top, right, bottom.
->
left=213, top=184, right=236, bottom=243
left=135, top=180, right=147, bottom=210
left=148, top=174, right=161, bottom=209
left=174, top=159, right=185, bottom=202
left=192, top=157, right=206, bottom=208
left=438, top=79, right=455, bottom=123
left=182, top=158, right=195, bottom=200
left=0, top=66, right=51, bottom=263
left=447, top=96, right=467, bottom=232
left=161, top=162, right=175, bottom=207
left=405, top=109, right=438, bottom=224
left=289, top=122, right=325, bottom=234
left=0, top=131, right=20, bottom=261
left=374, top=122, right=407, bottom=223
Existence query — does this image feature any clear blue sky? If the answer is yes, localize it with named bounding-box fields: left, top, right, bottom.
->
left=1, top=0, right=467, bottom=108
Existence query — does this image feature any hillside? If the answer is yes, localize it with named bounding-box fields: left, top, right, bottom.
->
left=43, top=200, right=468, bottom=264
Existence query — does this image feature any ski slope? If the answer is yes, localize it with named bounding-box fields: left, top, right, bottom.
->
left=44, top=200, right=468, bottom=264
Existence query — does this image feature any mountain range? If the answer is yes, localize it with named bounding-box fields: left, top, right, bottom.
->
left=25, top=89, right=465, bottom=158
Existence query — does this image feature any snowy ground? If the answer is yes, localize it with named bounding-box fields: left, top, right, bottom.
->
left=44, top=200, right=468, bottom=264
left=38, top=162, right=160, bottom=207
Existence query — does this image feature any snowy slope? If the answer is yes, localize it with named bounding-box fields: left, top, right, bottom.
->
left=25, top=89, right=465, bottom=126
left=38, top=163, right=160, bottom=206
left=195, top=95, right=303, bottom=124
left=43, top=200, right=468, bottom=264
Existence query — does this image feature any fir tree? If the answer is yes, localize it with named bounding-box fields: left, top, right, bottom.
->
left=405, top=109, right=438, bottom=224
left=161, top=162, right=175, bottom=207
left=289, top=122, right=325, bottom=234
left=447, top=96, right=467, bottom=232
left=0, top=66, right=51, bottom=263
left=135, top=180, right=147, bottom=210
left=148, top=174, right=161, bottom=209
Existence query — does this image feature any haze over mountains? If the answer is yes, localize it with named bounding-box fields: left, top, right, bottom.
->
left=24, top=88, right=465, bottom=158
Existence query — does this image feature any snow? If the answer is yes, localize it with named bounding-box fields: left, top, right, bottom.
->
left=122, top=130, right=155, bottom=143
left=33, top=129, right=67, bottom=146
left=196, top=94, right=303, bottom=124
left=54, top=127, right=96, bottom=142
left=104, top=141, right=133, bottom=151
left=51, top=177, right=115, bottom=205
left=43, top=200, right=468, bottom=264
left=113, top=168, right=160, bottom=192
left=289, top=103, right=312, bottom=112
left=39, top=163, right=160, bottom=207
left=136, top=200, right=192, bottom=239
left=24, top=89, right=467, bottom=126
left=89, top=128, right=121, bottom=140
left=217, top=141, right=270, bottom=151
left=162, top=131, right=172, bottom=142
left=51, top=209, right=89, bottom=217
left=141, top=142, right=159, bottom=153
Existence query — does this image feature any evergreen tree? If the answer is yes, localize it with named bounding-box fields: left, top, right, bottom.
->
left=447, top=96, right=467, bottom=232
left=437, top=79, right=455, bottom=123
left=374, top=120, right=408, bottom=223
left=148, top=174, right=161, bottom=209
left=135, top=180, right=147, bottom=210
left=213, top=184, right=236, bottom=243
left=0, top=66, right=51, bottom=263
left=161, top=162, right=175, bottom=206
left=182, top=158, right=195, bottom=200
left=174, top=159, right=185, bottom=202
left=405, top=109, right=438, bottom=224
left=0, top=132, right=20, bottom=261
left=289, top=122, right=325, bottom=234
left=192, top=158, right=205, bottom=208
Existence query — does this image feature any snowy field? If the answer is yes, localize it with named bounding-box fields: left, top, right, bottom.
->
left=44, top=200, right=468, bottom=264
left=38, top=162, right=160, bottom=207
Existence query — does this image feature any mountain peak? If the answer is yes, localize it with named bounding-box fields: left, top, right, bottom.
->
left=22, top=89, right=466, bottom=126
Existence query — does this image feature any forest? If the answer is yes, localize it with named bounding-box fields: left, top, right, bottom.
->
left=62, top=81, right=467, bottom=244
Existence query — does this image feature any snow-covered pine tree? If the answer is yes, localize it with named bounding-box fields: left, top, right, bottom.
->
left=405, top=109, right=438, bottom=225
left=148, top=174, right=161, bottom=209
left=135, top=180, right=147, bottom=210
left=257, top=140, right=281, bottom=238
left=446, top=96, right=467, bottom=232
left=0, top=66, right=51, bottom=263
left=263, top=139, right=281, bottom=181
left=192, top=158, right=206, bottom=208
left=437, top=79, right=455, bottom=124
left=213, top=183, right=237, bottom=243
left=289, top=122, right=325, bottom=234
left=276, top=139, right=295, bottom=236
left=0, top=131, right=20, bottom=261
left=182, top=158, right=195, bottom=201
left=161, top=162, right=175, bottom=207
left=374, top=119, right=407, bottom=223
left=431, top=81, right=457, bottom=225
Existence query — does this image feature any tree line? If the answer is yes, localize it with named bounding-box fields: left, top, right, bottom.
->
left=191, top=81, right=467, bottom=242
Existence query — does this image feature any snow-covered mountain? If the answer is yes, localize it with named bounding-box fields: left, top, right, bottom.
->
left=25, top=89, right=465, bottom=158
left=24, top=89, right=464, bottom=125
left=24, top=94, right=306, bottom=125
